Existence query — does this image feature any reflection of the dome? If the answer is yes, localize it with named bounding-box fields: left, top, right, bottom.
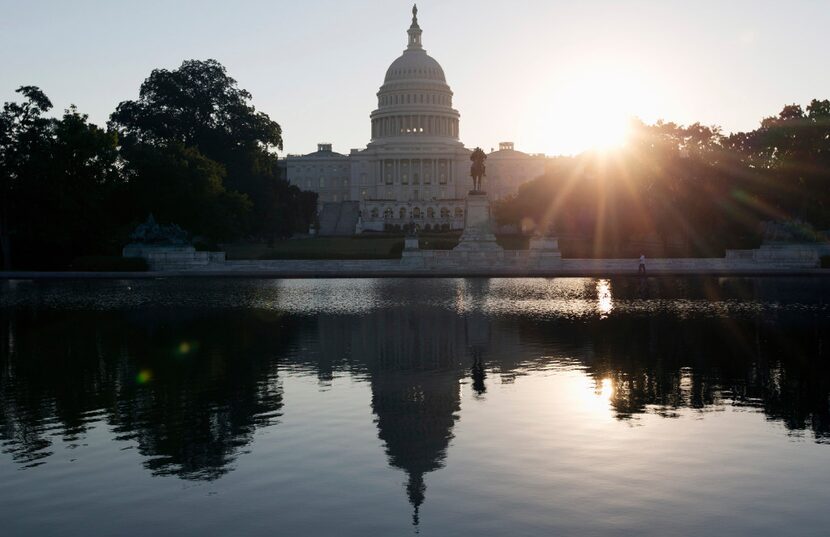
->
left=1, top=277, right=829, bottom=528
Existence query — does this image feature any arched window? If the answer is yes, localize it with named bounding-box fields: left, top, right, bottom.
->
left=413, top=207, right=422, bottom=219
left=399, top=207, right=406, bottom=219
left=455, top=207, right=463, bottom=218
left=371, top=208, right=379, bottom=219
left=384, top=208, right=393, bottom=219
left=427, top=207, right=435, bottom=219
left=440, top=207, right=450, bottom=218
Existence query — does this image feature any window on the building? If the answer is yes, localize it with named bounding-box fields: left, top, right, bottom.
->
left=320, top=177, right=325, bottom=187
left=413, top=207, right=421, bottom=219
left=439, top=174, right=447, bottom=184
left=402, top=173, right=408, bottom=185
left=413, top=173, right=419, bottom=185
left=427, top=207, right=435, bottom=219
left=384, top=208, right=393, bottom=219
left=371, top=208, right=379, bottom=219
left=386, top=174, right=393, bottom=185
left=440, top=207, right=450, bottom=218
left=399, top=207, right=406, bottom=219
left=455, top=207, right=463, bottom=218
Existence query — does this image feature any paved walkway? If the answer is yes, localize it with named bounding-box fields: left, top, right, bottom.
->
left=2, top=258, right=827, bottom=279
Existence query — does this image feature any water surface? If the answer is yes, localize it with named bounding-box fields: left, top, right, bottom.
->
left=1, top=277, right=829, bottom=536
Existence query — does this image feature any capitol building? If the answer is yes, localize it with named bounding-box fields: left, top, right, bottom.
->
left=282, top=5, right=547, bottom=234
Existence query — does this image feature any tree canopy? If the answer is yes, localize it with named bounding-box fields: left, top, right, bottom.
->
left=110, top=59, right=283, bottom=153
left=110, top=59, right=313, bottom=242
left=1, top=59, right=317, bottom=270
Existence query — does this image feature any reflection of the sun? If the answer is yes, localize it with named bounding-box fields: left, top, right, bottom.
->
left=596, top=279, right=614, bottom=318
left=560, top=372, right=617, bottom=420
left=599, top=377, right=614, bottom=400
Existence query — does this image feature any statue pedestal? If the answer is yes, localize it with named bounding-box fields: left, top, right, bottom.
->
left=454, top=192, right=502, bottom=252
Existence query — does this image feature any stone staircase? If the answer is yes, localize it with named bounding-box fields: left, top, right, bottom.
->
left=335, top=202, right=360, bottom=235
left=318, top=201, right=360, bottom=236
left=317, top=203, right=341, bottom=236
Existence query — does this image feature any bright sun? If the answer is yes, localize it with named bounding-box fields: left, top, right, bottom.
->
left=530, top=65, right=658, bottom=155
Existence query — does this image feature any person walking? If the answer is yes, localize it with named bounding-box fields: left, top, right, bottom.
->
left=638, top=254, right=646, bottom=275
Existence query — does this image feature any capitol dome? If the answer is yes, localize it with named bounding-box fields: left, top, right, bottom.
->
left=370, top=5, right=461, bottom=143
left=384, top=49, right=446, bottom=83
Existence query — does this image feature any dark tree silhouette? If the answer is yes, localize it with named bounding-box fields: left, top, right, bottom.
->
left=110, top=59, right=316, bottom=242
left=1, top=88, right=122, bottom=269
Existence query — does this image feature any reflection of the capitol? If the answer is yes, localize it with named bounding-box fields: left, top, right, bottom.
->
left=1, top=277, right=829, bottom=527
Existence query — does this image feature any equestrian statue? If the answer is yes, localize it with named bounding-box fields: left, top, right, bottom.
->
left=469, top=147, right=487, bottom=193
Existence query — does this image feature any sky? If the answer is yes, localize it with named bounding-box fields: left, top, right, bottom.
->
left=1, top=0, right=828, bottom=156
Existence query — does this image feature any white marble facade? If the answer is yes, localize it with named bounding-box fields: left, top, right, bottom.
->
left=283, top=6, right=546, bottom=232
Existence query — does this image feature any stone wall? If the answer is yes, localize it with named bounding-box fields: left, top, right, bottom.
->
left=123, top=245, right=226, bottom=271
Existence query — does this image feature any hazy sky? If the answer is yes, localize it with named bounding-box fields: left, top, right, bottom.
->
left=2, top=0, right=828, bottom=156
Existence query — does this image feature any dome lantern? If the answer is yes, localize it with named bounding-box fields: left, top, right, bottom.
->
left=408, top=4, right=422, bottom=49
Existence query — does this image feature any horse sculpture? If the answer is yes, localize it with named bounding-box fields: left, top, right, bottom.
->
left=470, top=147, right=487, bottom=193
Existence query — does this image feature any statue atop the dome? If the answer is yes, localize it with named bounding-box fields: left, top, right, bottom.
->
left=470, top=147, right=487, bottom=193
left=407, top=4, right=423, bottom=49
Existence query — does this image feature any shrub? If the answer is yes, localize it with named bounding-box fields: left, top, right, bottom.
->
left=387, top=242, right=404, bottom=258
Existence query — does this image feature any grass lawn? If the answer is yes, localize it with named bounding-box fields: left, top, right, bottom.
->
left=224, top=238, right=402, bottom=260
left=223, top=233, right=532, bottom=261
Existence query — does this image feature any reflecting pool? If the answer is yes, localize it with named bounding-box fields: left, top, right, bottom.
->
left=1, top=277, right=829, bottom=536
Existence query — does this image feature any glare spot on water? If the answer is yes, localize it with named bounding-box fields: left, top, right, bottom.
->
left=596, top=279, right=614, bottom=318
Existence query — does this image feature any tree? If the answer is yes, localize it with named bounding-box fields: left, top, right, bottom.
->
left=110, top=59, right=316, bottom=240
left=119, top=143, right=251, bottom=242
left=0, top=87, right=126, bottom=269
left=0, top=86, right=54, bottom=269
left=110, top=59, right=282, bottom=153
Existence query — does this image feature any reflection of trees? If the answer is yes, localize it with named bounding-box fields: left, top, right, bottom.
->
left=0, top=309, right=291, bottom=479
left=515, top=314, right=830, bottom=439
left=2, top=288, right=829, bottom=514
